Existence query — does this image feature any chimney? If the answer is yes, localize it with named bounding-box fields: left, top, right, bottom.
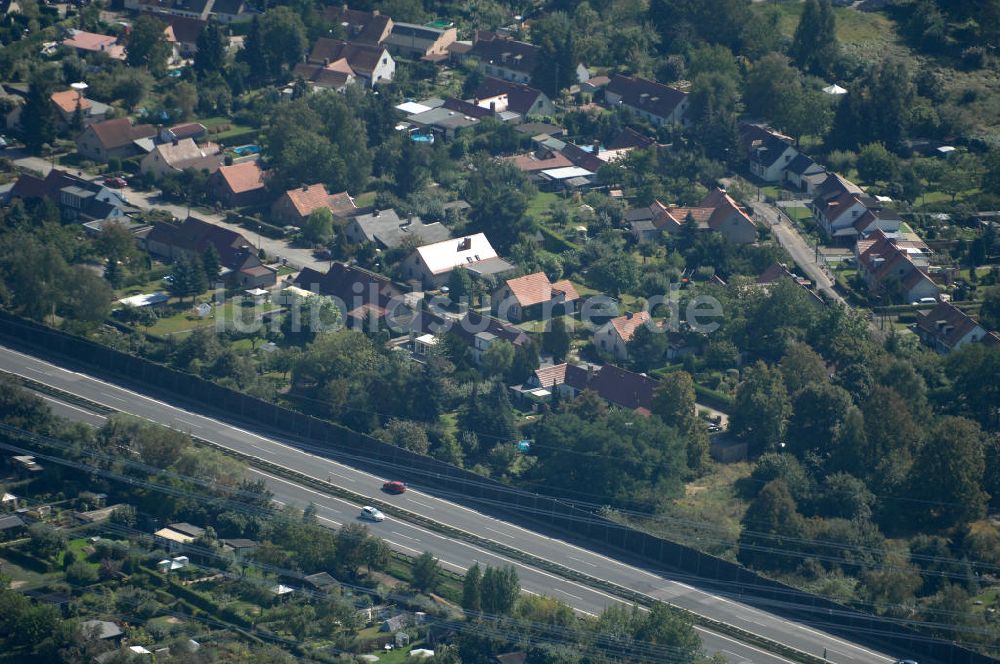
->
left=301, top=183, right=308, bottom=191
left=626, top=311, right=633, bottom=319
left=373, top=208, right=380, bottom=217
left=372, top=8, right=379, bottom=15
left=458, top=237, right=472, bottom=251
left=324, top=57, right=330, bottom=66
left=172, top=138, right=178, bottom=146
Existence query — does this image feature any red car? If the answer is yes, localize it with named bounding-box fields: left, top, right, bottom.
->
left=103, top=176, right=127, bottom=188
left=382, top=481, right=406, bottom=494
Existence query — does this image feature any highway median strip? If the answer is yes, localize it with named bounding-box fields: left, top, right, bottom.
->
left=1, top=370, right=826, bottom=664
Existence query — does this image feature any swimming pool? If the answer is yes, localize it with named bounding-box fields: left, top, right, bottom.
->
left=231, top=144, right=261, bottom=156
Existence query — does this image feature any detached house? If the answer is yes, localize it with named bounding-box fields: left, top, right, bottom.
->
left=784, top=154, right=826, bottom=193
left=604, top=74, right=688, bottom=127
left=293, top=262, right=404, bottom=327
left=140, top=138, right=223, bottom=178
left=749, top=132, right=798, bottom=183
left=449, top=310, right=530, bottom=364
left=344, top=208, right=450, bottom=249
left=914, top=302, right=989, bottom=354
left=594, top=311, right=651, bottom=361
left=809, top=173, right=870, bottom=240
left=401, top=233, right=514, bottom=288
left=493, top=272, right=579, bottom=322
left=384, top=22, right=456, bottom=61
left=154, top=13, right=206, bottom=57
left=271, top=183, right=355, bottom=226
left=209, top=160, right=267, bottom=207
left=514, top=363, right=657, bottom=414
left=144, top=216, right=277, bottom=288
left=49, top=89, right=110, bottom=128
left=62, top=29, right=125, bottom=59
left=11, top=169, right=134, bottom=223
left=856, top=230, right=938, bottom=303
left=628, top=188, right=756, bottom=244
left=76, top=118, right=157, bottom=162
left=469, top=32, right=539, bottom=84
left=321, top=6, right=393, bottom=44
left=472, top=77, right=554, bottom=118
left=293, top=62, right=357, bottom=92
left=307, top=38, right=395, bottom=86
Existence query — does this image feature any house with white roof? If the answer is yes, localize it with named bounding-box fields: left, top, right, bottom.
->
left=400, top=233, right=514, bottom=288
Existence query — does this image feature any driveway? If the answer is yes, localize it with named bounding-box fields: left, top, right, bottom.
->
left=119, top=186, right=328, bottom=272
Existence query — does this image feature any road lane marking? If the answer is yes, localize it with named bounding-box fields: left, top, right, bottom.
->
left=556, top=589, right=582, bottom=600
left=485, top=526, right=515, bottom=538
left=407, top=499, right=435, bottom=510
left=175, top=419, right=202, bottom=428
left=99, top=392, right=126, bottom=402
left=568, top=556, right=598, bottom=567
left=693, top=627, right=799, bottom=664
left=35, top=394, right=107, bottom=419
left=390, top=531, right=415, bottom=541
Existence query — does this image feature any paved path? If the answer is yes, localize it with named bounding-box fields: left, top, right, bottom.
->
left=752, top=196, right=845, bottom=305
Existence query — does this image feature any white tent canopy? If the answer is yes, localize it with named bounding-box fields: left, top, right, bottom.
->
left=823, top=84, right=847, bottom=95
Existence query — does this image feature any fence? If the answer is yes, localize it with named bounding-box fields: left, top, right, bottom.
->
left=0, top=310, right=993, bottom=664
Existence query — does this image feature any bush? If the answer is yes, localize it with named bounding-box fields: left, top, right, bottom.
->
left=66, top=560, right=99, bottom=585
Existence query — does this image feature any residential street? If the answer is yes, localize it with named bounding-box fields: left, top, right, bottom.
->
left=752, top=195, right=845, bottom=305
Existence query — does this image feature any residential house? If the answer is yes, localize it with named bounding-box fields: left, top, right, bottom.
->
left=514, top=362, right=658, bottom=414
left=784, top=154, right=826, bottom=193
left=851, top=207, right=902, bottom=238
left=153, top=14, right=206, bottom=57
left=10, top=169, right=134, bottom=223
left=344, top=208, right=451, bottom=249
left=401, top=233, right=514, bottom=289
left=209, top=0, right=249, bottom=22
left=307, top=38, right=395, bottom=86
left=144, top=216, right=277, bottom=287
left=221, top=538, right=258, bottom=560
left=472, top=77, right=553, bottom=118
left=404, top=102, right=481, bottom=139
left=627, top=188, right=756, bottom=244
left=61, top=29, right=125, bottom=59
left=808, top=173, right=873, bottom=241
left=159, top=122, right=207, bottom=143
left=594, top=311, right=651, bottom=361
left=0, top=514, right=26, bottom=540
left=208, top=160, right=267, bottom=207
left=914, top=302, right=989, bottom=354
left=450, top=310, right=530, bottom=364
left=748, top=131, right=798, bottom=182
left=599, top=127, right=655, bottom=163
left=506, top=148, right=573, bottom=175
left=604, top=74, right=688, bottom=127
left=79, top=620, right=124, bottom=643
left=293, top=262, right=405, bottom=327
left=493, top=272, right=579, bottom=322
left=857, top=230, right=938, bottom=303
left=469, top=31, right=539, bottom=84
left=271, top=183, right=355, bottom=226
left=322, top=6, right=393, bottom=45
left=292, top=62, right=357, bottom=92
left=303, top=572, right=338, bottom=592
left=140, top=138, right=223, bottom=178
left=76, top=118, right=157, bottom=162
left=381, top=614, right=410, bottom=632
left=153, top=522, right=204, bottom=552
left=49, top=89, right=110, bottom=128
left=384, top=22, right=455, bottom=61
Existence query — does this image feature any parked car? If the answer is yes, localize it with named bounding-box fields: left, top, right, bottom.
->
left=360, top=506, right=385, bottom=522
left=103, top=176, right=127, bottom=188
left=382, top=481, right=406, bottom=494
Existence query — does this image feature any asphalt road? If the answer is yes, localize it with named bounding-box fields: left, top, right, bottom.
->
left=0, top=344, right=899, bottom=664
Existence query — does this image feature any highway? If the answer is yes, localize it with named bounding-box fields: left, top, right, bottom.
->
left=0, top=344, right=899, bottom=664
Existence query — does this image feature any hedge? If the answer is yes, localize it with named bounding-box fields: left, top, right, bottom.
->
left=537, top=225, right=578, bottom=253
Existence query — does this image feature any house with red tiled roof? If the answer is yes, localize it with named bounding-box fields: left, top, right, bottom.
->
left=594, top=311, right=651, bottom=361
left=857, top=230, right=939, bottom=303
left=505, top=149, right=573, bottom=174
left=62, top=29, right=125, bottom=59
left=627, top=188, right=755, bottom=244
left=49, top=90, right=110, bottom=128
left=307, top=38, right=394, bottom=87
left=292, top=62, right=357, bottom=92
left=271, top=183, right=356, bottom=226
left=209, top=160, right=267, bottom=207
left=913, top=301, right=990, bottom=354
left=144, top=216, right=276, bottom=288
left=76, top=118, right=157, bottom=162
left=493, top=272, right=579, bottom=322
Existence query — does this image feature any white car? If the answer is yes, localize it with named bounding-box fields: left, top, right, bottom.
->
left=360, top=506, right=385, bottom=522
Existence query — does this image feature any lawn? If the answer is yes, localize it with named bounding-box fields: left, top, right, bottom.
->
left=784, top=206, right=812, bottom=222
left=144, top=298, right=279, bottom=338
left=0, top=553, right=59, bottom=589
left=525, top=191, right=561, bottom=222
